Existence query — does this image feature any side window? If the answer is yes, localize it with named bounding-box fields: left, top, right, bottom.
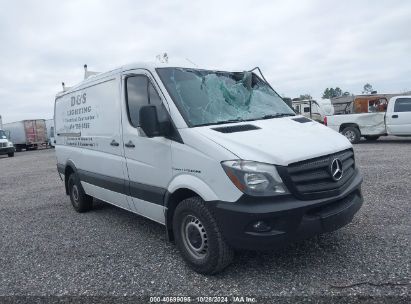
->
left=126, top=76, right=149, bottom=127
left=148, top=82, right=168, bottom=122
left=394, top=98, right=411, bottom=112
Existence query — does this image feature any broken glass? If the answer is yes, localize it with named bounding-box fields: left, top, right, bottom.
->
left=156, top=68, right=295, bottom=127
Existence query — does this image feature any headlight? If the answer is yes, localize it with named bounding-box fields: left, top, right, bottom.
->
left=7, top=142, right=13, bottom=147
left=221, top=160, right=288, bottom=196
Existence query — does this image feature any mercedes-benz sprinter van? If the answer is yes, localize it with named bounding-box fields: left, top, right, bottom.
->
left=54, top=63, right=363, bottom=274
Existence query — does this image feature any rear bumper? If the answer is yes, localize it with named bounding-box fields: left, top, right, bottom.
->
left=208, top=172, right=363, bottom=250
left=0, top=147, right=15, bottom=155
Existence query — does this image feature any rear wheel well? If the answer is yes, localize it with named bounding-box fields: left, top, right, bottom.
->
left=165, top=188, right=201, bottom=242
left=64, top=166, right=75, bottom=195
left=339, top=123, right=360, bottom=133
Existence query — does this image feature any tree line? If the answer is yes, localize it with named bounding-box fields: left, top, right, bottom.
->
left=321, top=83, right=375, bottom=99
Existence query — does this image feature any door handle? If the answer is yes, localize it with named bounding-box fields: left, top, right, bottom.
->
left=124, top=140, right=135, bottom=148
left=110, top=140, right=120, bottom=147
left=392, top=115, right=398, bottom=118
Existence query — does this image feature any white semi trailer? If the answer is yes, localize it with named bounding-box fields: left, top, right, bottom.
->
left=3, top=119, right=47, bottom=151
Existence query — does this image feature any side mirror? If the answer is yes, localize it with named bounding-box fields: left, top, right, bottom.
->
left=139, top=105, right=169, bottom=138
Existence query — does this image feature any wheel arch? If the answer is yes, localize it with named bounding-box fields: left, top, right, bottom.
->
left=63, top=160, right=78, bottom=195
left=339, top=123, right=360, bottom=133
left=164, top=188, right=202, bottom=242
left=164, top=175, right=219, bottom=242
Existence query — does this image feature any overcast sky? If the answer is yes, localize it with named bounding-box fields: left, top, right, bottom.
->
left=0, top=0, right=410, bottom=123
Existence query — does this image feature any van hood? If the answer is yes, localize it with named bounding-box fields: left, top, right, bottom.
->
left=194, top=116, right=352, bottom=166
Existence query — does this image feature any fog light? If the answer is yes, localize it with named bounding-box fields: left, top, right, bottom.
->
left=252, top=220, right=271, bottom=232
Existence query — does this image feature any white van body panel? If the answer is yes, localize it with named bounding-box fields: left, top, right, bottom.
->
left=169, top=128, right=243, bottom=202
left=55, top=75, right=132, bottom=211
left=196, top=118, right=352, bottom=166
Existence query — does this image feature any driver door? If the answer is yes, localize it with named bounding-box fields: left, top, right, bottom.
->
left=121, top=70, right=172, bottom=224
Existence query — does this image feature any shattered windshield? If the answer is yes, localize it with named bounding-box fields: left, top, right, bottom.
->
left=156, top=68, right=295, bottom=127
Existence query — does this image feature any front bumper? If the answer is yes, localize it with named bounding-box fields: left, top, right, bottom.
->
left=0, top=147, right=15, bottom=155
left=208, top=171, right=363, bottom=250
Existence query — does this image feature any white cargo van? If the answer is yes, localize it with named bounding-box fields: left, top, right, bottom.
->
left=55, top=63, right=363, bottom=274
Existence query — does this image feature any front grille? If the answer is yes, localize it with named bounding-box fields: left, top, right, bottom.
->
left=279, top=149, right=356, bottom=200
left=0, top=142, right=7, bottom=148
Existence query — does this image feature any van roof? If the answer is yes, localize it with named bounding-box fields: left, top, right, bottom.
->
left=56, top=61, right=252, bottom=97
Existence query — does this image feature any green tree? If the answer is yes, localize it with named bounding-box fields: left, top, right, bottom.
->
left=299, top=94, right=312, bottom=100
left=362, top=83, right=373, bottom=94
left=322, top=87, right=351, bottom=99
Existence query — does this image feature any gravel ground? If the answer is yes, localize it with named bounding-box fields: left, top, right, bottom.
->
left=0, top=137, right=410, bottom=301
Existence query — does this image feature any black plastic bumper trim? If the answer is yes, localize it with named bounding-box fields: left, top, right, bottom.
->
left=0, top=147, right=15, bottom=155
left=57, top=164, right=166, bottom=205
left=207, top=172, right=363, bottom=250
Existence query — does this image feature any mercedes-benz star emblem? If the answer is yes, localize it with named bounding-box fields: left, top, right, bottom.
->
left=330, top=158, right=343, bottom=181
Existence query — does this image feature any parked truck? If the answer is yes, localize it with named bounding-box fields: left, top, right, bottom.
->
left=45, top=119, right=55, bottom=147
left=0, top=129, right=15, bottom=157
left=325, top=96, right=411, bottom=143
left=3, top=119, right=47, bottom=151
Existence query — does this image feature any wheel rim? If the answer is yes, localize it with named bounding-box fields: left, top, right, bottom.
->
left=72, top=184, right=80, bottom=206
left=181, top=215, right=208, bottom=259
left=344, top=130, right=356, bottom=142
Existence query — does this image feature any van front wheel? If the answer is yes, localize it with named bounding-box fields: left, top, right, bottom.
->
left=173, top=197, right=234, bottom=275
left=67, top=173, right=93, bottom=213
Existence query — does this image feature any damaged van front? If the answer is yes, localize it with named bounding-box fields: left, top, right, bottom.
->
left=156, top=67, right=363, bottom=263
left=55, top=63, right=363, bottom=275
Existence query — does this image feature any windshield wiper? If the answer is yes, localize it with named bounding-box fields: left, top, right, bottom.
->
left=261, top=113, right=295, bottom=120
left=196, top=118, right=246, bottom=127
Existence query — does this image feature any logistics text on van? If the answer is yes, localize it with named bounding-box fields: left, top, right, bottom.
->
left=68, top=93, right=91, bottom=116
left=71, top=93, right=87, bottom=106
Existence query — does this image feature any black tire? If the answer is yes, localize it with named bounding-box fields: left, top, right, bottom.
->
left=341, top=126, right=361, bottom=144
left=364, top=135, right=380, bottom=141
left=173, top=197, right=234, bottom=275
left=7, top=152, right=14, bottom=157
left=67, top=173, right=93, bottom=212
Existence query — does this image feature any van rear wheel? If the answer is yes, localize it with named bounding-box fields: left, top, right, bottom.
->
left=67, top=173, right=93, bottom=212
left=173, top=197, right=234, bottom=275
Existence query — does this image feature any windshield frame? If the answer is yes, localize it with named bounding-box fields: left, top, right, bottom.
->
left=156, top=67, right=294, bottom=128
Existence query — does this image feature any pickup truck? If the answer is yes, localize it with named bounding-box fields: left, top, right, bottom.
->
left=325, top=96, right=411, bottom=143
